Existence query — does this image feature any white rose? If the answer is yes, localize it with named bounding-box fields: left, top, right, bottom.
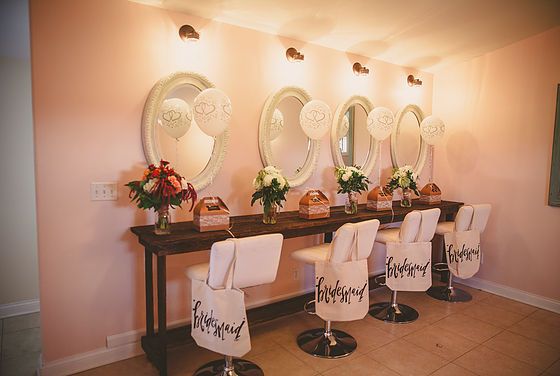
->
left=143, top=179, right=156, bottom=192
left=253, top=178, right=262, bottom=190
left=342, top=172, right=351, bottom=182
left=278, top=177, right=286, bottom=189
left=263, top=175, right=273, bottom=187
left=264, top=166, right=278, bottom=174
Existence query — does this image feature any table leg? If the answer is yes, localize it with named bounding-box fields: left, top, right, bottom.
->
left=145, top=248, right=154, bottom=337
left=157, top=255, right=167, bottom=376
left=324, top=232, right=333, bottom=243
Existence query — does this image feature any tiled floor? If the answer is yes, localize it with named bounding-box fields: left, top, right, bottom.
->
left=0, top=312, right=41, bottom=376
left=76, top=283, right=560, bottom=376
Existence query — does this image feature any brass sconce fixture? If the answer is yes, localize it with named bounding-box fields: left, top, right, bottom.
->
left=353, top=62, right=369, bottom=76
left=179, top=25, right=200, bottom=42
left=286, top=47, right=304, bottom=62
left=407, top=74, right=422, bottom=86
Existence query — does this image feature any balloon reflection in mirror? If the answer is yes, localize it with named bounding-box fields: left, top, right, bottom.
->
left=156, top=84, right=214, bottom=181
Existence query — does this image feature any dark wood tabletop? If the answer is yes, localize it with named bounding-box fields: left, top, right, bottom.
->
left=131, top=200, right=463, bottom=256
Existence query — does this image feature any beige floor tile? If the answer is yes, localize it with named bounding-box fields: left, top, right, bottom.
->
left=509, top=317, right=560, bottom=350
left=368, top=339, right=448, bottom=376
left=321, top=355, right=400, bottom=376
left=454, top=346, right=541, bottom=376
left=336, top=318, right=399, bottom=353
left=167, top=342, right=223, bottom=374
left=483, top=295, right=538, bottom=316
left=247, top=346, right=318, bottom=376
left=430, top=363, right=477, bottom=376
left=432, top=313, right=502, bottom=343
left=0, top=351, right=41, bottom=376
left=453, top=283, right=493, bottom=301
left=75, top=355, right=158, bottom=376
left=484, top=330, right=560, bottom=370
left=403, top=325, right=477, bottom=361
left=1, top=327, right=41, bottom=360
left=461, top=301, right=525, bottom=328
left=3, top=313, right=41, bottom=334
left=528, top=309, right=560, bottom=328
left=545, top=359, right=560, bottom=376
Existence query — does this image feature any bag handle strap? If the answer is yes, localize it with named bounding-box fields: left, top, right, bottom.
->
left=327, top=225, right=359, bottom=262
left=205, top=240, right=238, bottom=290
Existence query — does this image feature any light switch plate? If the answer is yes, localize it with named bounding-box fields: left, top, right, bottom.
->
left=91, top=182, right=117, bottom=201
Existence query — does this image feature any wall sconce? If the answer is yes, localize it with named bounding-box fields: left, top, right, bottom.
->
left=353, top=62, right=369, bottom=76
left=286, top=47, right=304, bottom=62
left=179, top=25, right=200, bottom=42
left=407, top=74, right=422, bottom=86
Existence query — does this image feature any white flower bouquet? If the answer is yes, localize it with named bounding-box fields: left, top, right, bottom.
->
left=335, top=166, right=370, bottom=194
left=386, top=166, right=420, bottom=195
left=251, top=166, right=290, bottom=224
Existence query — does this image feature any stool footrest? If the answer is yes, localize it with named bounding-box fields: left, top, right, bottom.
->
left=432, top=263, right=449, bottom=272
left=303, top=300, right=316, bottom=315
left=374, top=274, right=387, bottom=286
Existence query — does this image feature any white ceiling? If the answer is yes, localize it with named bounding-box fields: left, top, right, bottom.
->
left=132, top=0, right=560, bottom=72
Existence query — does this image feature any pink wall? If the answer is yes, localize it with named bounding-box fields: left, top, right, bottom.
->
left=30, top=0, right=433, bottom=363
left=433, top=27, right=560, bottom=300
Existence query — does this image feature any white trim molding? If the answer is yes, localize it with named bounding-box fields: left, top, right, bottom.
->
left=456, top=276, right=560, bottom=313
left=0, top=299, right=40, bottom=319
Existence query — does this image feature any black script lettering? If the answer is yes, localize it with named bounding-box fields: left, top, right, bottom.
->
left=192, top=299, right=247, bottom=341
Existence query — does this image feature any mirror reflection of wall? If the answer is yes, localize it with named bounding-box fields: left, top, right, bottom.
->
left=338, top=104, right=370, bottom=168
left=270, top=96, right=309, bottom=179
left=156, top=84, right=215, bottom=180
left=396, top=111, right=421, bottom=167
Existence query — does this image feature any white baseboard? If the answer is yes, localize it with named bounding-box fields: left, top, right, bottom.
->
left=39, top=342, right=143, bottom=376
left=40, top=268, right=388, bottom=376
left=0, top=299, right=40, bottom=319
left=456, top=276, right=560, bottom=313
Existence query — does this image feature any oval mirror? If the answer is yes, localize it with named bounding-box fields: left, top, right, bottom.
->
left=331, top=96, right=378, bottom=175
left=142, top=72, right=229, bottom=191
left=390, top=104, right=427, bottom=174
left=258, top=87, right=319, bottom=187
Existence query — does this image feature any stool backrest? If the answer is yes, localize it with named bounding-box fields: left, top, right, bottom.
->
left=454, top=205, right=474, bottom=232
left=207, top=234, right=283, bottom=289
left=399, top=211, right=421, bottom=243
left=330, top=219, right=380, bottom=262
left=415, top=208, right=441, bottom=242
left=470, top=204, right=491, bottom=233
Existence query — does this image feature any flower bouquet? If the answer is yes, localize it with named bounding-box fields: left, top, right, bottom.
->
left=126, top=160, right=197, bottom=234
left=335, top=166, right=370, bottom=214
left=386, top=166, right=420, bottom=207
left=250, top=166, right=290, bottom=224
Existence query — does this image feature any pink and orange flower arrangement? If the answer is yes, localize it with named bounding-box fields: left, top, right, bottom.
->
left=126, top=160, right=197, bottom=211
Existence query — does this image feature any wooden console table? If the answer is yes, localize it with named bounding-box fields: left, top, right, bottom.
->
left=131, top=200, right=462, bottom=375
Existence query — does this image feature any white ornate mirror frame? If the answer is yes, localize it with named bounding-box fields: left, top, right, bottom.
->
left=141, top=71, right=230, bottom=191
left=390, top=104, right=428, bottom=175
left=258, top=86, right=319, bottom=187
left=330, top=95, right=378, bottom=176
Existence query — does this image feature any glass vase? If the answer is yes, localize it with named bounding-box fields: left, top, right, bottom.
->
left=263, top=204, right=278, bottom=225
left=154, top=206, right=171, bottom=235
left=344, top=192, right=358, bottom=214
left=400, top=188, right=412, bottom=208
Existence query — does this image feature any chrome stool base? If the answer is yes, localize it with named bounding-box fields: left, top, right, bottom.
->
left=296, top=328, right=357, bottom=358
left=369, top=302, right=419, bottom=323
left=427, top=285, right=472, bottom=302
left=193, top=358, right=263, bottom=376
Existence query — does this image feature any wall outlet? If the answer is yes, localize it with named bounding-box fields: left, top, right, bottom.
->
left=292, top=270, right=299, bottom=280
left=91, top=182, right=117, bottom=201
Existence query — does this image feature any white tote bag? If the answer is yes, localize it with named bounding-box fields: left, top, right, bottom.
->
left=315, top=233, right=369, bottom=322
left=386, top=242, right=432, bottom=292
left=444, top=230, right=481, bottom=279
left=190, top=251, right=251, bottom=357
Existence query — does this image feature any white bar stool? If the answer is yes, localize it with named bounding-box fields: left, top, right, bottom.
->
left=185, top=234, right=283, bottom=376
left=291, top=219, right=380, bottom=358
left=427, top=204, right=491, bottom=302
left=369, top=208, right=440, bottom=323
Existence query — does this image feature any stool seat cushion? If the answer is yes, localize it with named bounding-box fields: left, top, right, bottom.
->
left=185, top=263, right=209, bottom=282
left=291, top=244, right=330, bottom=265
left=435, top=221, right=454, bottom=235
left=374, top=228, right=400, bottom=244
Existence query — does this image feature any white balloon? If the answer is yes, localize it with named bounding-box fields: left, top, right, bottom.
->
left=299, top=100, right=331, bottom=140
left=270, top=109, right=284, bottom=140
left=420, top=115, right=445, bottom=145
left=193, top=88, right=232, bottom=137
left=338, top=115, right=350, bottom=139
left=158, top=98, right=192, bottom=139
left=367, top=107, right=394, bottom=140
